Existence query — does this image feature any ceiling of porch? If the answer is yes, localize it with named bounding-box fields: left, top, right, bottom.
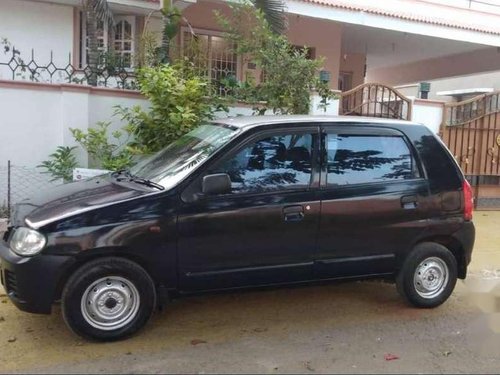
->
left=341, top=23, right=491, bottom=70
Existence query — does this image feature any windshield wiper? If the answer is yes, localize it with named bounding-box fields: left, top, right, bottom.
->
left=112, top=169, right=164, bottom=191
left=128, top=176, right=165, bottom=191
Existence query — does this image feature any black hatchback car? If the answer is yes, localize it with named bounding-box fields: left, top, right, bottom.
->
left=0, top=116, right=475, bottom=341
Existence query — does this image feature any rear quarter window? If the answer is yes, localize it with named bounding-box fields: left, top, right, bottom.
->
left=326, top=133, right=420, bottom=186
left=411, top=134, right=463, bottom=193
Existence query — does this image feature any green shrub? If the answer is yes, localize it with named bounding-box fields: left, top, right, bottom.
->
left=115, top=62, right=224, bottom=154
left=216, top=4, right=336, bottom=114
left=38, top=146, right=78, bottom=182
left=70, top=122, right=136, bottom=171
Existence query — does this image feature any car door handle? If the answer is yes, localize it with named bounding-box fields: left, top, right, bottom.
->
left=401, top=195, right=418, bottom=209
left=283, top=205, right=305, bottom=222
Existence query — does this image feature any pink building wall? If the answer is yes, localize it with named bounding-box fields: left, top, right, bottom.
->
left=287, top=14, right=343, bottom=89
left=339, top=52, right=366, bottom=89
left=181, top=3, right=345, bottom=89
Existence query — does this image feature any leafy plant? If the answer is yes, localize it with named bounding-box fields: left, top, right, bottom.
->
left=316, top=78, right=339, bottom=113
left=70, top=122, right=135, bottom=171
left=38, top=146, right=78, bottom=182
left=116, top=62, right=225, bottom=154
left=1, top=38, right=39, bottom=81
left=216, top=4, right=336, bottom=115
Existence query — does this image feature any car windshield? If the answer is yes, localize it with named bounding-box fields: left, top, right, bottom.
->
left=128, top=123, right=239, bottom=190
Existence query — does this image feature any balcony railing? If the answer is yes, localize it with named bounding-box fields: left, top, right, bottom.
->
left=0, top=48, right=138, bottom=90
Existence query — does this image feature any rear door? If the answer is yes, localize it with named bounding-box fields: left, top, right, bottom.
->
left=315, top=125, right=430, bottom=279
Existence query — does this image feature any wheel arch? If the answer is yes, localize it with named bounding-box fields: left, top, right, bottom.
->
left=413, top=236, right=467, bottom=279
left=54, top=248, right=158, bottom=302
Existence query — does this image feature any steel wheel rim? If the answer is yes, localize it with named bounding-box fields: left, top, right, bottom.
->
left=413, top=257, right=449, bottom=299
left=81, top=276, right=140, bottom=331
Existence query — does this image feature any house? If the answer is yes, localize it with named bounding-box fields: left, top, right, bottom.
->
left=2, top=0, right=500, bottom=91
left=0, top=0, right=500, bottom=208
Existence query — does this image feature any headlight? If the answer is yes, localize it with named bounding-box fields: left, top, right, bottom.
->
left=9, top=227, right=46, bottom=256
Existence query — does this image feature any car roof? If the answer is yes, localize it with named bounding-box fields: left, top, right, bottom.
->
left=213, top=115, right=422, bottom=130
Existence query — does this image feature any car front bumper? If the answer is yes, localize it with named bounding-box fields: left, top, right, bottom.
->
left=0, top=238, right=74, bottom=314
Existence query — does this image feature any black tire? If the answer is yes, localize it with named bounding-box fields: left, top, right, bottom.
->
left=62, top=257, right=156, bottom=341
left=396, top=242, right=457, bottom=308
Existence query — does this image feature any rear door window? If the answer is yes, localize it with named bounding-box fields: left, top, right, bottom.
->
left=326, top=133, right=419, bottom=186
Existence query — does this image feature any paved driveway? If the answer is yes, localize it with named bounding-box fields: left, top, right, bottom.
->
left=0, top=212, right=499, bottom=374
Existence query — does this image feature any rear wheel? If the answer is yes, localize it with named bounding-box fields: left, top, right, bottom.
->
left=396, top=242, right=457, bottom=308
left=62, top=257, right=156, bottom=341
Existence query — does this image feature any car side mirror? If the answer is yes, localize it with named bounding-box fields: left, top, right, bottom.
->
left=202, top=173, right=232, bottom=195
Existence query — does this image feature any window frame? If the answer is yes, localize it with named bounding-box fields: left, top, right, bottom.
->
left=183, top=125, right=321, bottom=201
left=79, top=14, right=136, bottom=69
left=180, top=27, right=242, bottom=92
left=112, top=16, right=136, bottom=68
left=320, top=125, right=425, bottom=189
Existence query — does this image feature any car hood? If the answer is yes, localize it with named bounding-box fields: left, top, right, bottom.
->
left=11, top=175, right=155, bottom=229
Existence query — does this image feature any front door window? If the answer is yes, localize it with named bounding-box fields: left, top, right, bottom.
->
left=210, top=132, right=314, bottom=194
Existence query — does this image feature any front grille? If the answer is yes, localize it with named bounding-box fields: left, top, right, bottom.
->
left=5, top=270, right=18, bottom=296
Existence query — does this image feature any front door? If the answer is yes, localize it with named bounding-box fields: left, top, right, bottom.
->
left=177, top=126, right=321, bottom=291
left=315, top=125, right=430, bottom=279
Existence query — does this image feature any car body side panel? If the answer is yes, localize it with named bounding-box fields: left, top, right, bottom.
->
left=316, top=179, right=431, bottom=278
left=40, top=194, right=179, bottom=290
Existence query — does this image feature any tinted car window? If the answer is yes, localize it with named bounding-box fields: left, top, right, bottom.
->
left=211, top=133, right=313, bottom=194
left=326, top=134, right=417, bottom=186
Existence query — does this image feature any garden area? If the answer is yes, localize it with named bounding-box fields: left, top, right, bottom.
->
left=35, top=1, right=335, bottom=181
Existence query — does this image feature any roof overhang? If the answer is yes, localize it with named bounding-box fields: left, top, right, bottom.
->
left=30, top=0, right=161, bottom=13
left=286, top=0, right=500, bottom=47
left=437, top=88, right=495, bottom=97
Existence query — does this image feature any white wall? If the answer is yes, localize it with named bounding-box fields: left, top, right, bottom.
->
left=411, top=100, right=444, bottom=134
left=0, top=83, right=66, bottom=205
left=423, top=71, right=500, bottom=102
left=0, top=0, right=74, bottom=74
left=0, top=86, right=64, bottom=166
left=88, top=93, right=150, bottom=144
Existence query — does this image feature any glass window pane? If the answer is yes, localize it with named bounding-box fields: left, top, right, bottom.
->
left=115, top=22, right=122, bottom=39
left=122, top=53, right=131, bottom=67
left=124, top=21, right=132, bottom=39
left=326, top=134, right=414, bottom=185
left=212, top=133, right=313, bottom=194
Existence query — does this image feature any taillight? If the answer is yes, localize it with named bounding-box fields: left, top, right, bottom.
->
left=463, top=179, right=473, bottom=221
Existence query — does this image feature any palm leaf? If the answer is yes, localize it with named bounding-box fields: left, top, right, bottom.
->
left=251, top=0, right=287, bottom=34
left=88, top=0, right=115, bottom=27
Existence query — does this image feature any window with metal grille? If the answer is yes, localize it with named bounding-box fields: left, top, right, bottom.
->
left=182, top=29, right=239, bottom=97
left=113, top=17, right=135, bottom=68
left=80, top=15, right=136, bottom=68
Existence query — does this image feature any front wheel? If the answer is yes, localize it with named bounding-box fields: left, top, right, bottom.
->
left=62, top=257, right=156, bottom=341
left=396, top=242, right=457, bottom=308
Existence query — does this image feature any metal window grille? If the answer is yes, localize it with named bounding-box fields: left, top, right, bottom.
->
left=182, top=30, right=238, bottom=97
